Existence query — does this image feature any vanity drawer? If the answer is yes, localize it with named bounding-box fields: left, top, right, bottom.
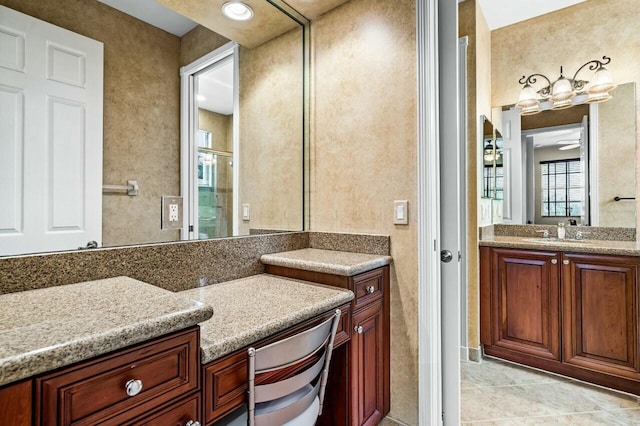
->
left=36, top=327, right=199, bottom=426
left=123, top=393, right=200, bottom=426
left=353, top=268, right=385, bottom=310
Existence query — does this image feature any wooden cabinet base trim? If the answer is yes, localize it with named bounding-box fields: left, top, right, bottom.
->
left=484, top=346, right=640, bottom=396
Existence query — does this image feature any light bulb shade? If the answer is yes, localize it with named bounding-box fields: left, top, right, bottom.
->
left=587, top=66, right=616, bottom=94
left=515, top=84, right=539, bottom=109
left=520, top=104, right=541, bottom=116
left=551, top=98, right=573, bottom=110
left=550, top=76, right=576, bottom=102
left=585, top=91, right=613, bottom=104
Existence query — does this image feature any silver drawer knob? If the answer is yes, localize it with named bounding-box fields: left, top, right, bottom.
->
left=366, top=285, right=375, bottom=294
left=354, top=325, right=363, bottom=334
left=563, top=259, right=569, bottom=265
left=185, top=421, right=201, bottom=426
left=125, top=379, right=143, bottom=397
left=551, top=259, right=557, bottom=264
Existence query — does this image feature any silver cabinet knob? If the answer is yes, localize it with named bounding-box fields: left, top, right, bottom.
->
left=563, top=259, right=569, bottom=265
left=125, top=379, right=143, bottom=397
left=354, top=325, right=363, bottom=334
left=185, top=421, right=201, bottom=426
left=551, top=259, right=558, bottom=264
left=366, top=285, right=375, bottom=294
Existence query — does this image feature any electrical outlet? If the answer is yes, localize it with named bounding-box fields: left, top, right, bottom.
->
left=161, top=196, right=183, bottom=230
left=169, top=204, right=179, bottom=222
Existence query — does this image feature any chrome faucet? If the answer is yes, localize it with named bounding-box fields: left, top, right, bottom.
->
left=575, top=230, right=590, bottom=240
left=536, top=230, right=550, bottom=239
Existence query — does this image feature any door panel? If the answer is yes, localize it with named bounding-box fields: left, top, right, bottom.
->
left=562, top=254, right=640, bottom=380
left=351, top=301, right=384, bottom=426
left=492, top=249, right=561, bottom=360
left=0, top=5, right=103, bottom=256
left=0, top=85, right=24, bottom=234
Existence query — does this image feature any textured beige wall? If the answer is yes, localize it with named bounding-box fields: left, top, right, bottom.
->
left=1, top=0, right=183, bottom=248
left=180, top=25, right=230, bottom=67
left=311, top=0, right=418, bottom=423
left=459, top=0, right=492, bottom=352
left=599, top=83, right=637, bottom=227
left=238, top=28, right=304, bottom=234
left=198, top=109, right=232, bottom=152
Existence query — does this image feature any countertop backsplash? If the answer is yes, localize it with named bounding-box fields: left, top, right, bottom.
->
left=481, top=224, right=636, bottom=242
left=0, top=231, right=390, bottom=295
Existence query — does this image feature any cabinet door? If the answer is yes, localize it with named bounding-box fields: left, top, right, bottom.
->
left=491, top=249, right=561, bottom=360
left=351, top=300, right=384, bottom=426
left=562, top=253, right=640, bottom=381
left=0, top=380, right=32, bottom=426
left=123, top=393, right=200, bottom=426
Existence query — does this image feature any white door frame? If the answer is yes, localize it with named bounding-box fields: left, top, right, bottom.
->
left=418, top=0, right=461, bottom=424
left=179, top=42, right=240, bottom=239
left=417, top=0, right=442, bottom=424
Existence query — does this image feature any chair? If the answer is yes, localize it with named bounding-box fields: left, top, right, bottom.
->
left=219, top=309, right=341, bottom=426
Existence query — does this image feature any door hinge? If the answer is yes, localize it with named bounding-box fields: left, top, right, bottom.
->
left=458, top=251, right=462, bottom=261
left=442, top=411, right=445, bottom=421
left=188, top=225, right=194, bottom=232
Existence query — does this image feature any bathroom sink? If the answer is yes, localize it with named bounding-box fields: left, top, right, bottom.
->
left=522, top=238, right=593, bottom=246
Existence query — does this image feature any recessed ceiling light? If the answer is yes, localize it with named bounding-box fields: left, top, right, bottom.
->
left=559, top=143, right=581, bottom=151
left=197, top=94, right=206, bottom=101
left=221, top=2, right=254, bottom=21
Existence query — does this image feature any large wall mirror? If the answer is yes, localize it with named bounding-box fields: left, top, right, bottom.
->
left=485, top=83, right=637, bottom=227
left=0, top=0, right=310, bottom=257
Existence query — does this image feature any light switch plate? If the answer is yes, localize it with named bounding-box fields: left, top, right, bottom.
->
left=242, top=203, right=250, bottom=221
left=161, top=196, right=183, bottom=230
left=394, top=200, right=409, bottom=225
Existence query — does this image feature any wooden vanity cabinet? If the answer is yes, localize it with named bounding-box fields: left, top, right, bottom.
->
left=481, top=248, right=561, bottom=361
left=34, top=327, right=202, bottom=426
left=561, top=253, right=640, bottom=389
left=481, top=247, right=640, bottom=395
left=265, top=265, right=391, bottom=426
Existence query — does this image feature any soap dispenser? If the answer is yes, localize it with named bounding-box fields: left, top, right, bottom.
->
left=557, top=221, right=566, bottom=240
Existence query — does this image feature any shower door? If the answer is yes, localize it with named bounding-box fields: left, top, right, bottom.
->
left=197, top=131, right=233, bottom=239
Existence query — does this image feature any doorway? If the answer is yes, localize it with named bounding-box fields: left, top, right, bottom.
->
left=180, top=42, right=240, bottom=240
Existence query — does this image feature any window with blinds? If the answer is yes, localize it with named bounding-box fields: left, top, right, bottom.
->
left=541, top=159, right=583, bottom=217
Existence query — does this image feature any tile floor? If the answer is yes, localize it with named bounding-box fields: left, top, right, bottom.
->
left=461, top=357, right=640, bottom=425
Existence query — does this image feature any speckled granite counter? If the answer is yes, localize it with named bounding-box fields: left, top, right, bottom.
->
left=260, top=248, right=392, bottom=276
left=180, top=274, right=354, bottom=364
left=0, top=277, right=213, bottom=387
left=479, top=235, right=640, bottom=256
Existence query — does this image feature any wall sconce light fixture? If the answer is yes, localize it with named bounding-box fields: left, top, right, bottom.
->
left=515, top=56, right=616, bottom=115
left=483, top=143, right=501, bottom=162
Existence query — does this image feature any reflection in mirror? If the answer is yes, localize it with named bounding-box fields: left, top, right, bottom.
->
left=495, top=82, right=636, bottom=227
left=0, top=0, right=308, bottom=257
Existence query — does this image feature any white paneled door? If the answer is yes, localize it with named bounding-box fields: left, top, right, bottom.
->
left=0, top=6, right=103, bottom=256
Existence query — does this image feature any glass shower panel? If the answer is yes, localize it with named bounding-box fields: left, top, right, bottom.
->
left=198, top=146, right=233, bottom=239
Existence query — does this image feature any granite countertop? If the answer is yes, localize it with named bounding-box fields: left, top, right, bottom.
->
left=0, top=277, right=213, bottom=387
left=479, top=235, right=640, bottom=256
left=260, top=248, right=392, bottom=276
left=179, top=274, right=354, bottom=364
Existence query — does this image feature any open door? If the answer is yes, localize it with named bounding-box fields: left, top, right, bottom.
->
left=500, top=108, right=525, bottom=224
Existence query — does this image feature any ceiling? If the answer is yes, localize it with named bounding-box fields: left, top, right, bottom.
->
left=98, top=1, right=352, bottom=48
left=477, top=0, right=586, bottom=30
left=529, top=127, right=582, bottom=149
left=97, top=0, right=198, bottom=36
left=198, top=59, right=234, bottom=115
